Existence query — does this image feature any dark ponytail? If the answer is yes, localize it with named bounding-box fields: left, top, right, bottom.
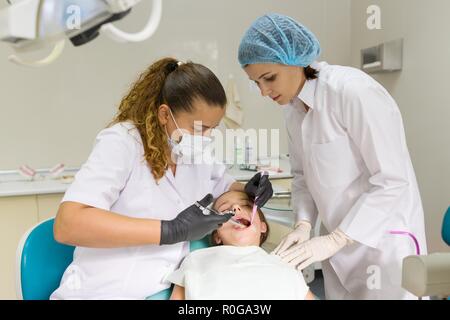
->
left=304, top=65, right=318, bottom=80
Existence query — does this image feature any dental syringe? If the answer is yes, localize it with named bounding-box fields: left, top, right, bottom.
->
left=195, top=202, right=247, bottom=228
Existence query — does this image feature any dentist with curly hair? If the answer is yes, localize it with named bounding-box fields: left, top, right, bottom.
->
left=238, top=13, right=427, bottom=300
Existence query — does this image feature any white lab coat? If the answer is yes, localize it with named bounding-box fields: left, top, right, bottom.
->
left=284, top=61, right=427, bottom=300
left=50, top=122, right=235, bottom=300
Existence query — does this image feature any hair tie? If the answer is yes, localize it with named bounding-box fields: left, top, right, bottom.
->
left=167, top=61, right=179, bottom=73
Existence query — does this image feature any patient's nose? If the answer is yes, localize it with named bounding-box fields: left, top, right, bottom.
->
left=232, top=205, right=241, bottom=213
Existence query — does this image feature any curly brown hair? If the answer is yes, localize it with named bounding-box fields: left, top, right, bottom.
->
left=110, top=57, right=227, bottom=182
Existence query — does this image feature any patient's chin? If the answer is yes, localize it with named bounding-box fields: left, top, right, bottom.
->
left=227, top=232, right=261, bottom=246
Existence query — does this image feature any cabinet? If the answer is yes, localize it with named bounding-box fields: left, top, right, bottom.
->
left=0, top=193, right=63, bottom=299
left=262, top=178, right=294, bottom=251
left=37, top=194, right=62, bottom=221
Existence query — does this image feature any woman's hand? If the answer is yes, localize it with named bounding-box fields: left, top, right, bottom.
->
left=277, top=229, right=353, bottom=271
left=160, top=194, right=233, bottom=245
left=272, top=221, right=312, bottom=255
left=244, top=172, right=273, bottom=207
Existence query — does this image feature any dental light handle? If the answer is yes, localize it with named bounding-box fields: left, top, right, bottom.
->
left=101, top=0, right=162, bottom=43
left=8, top=39, right=65, bottom=67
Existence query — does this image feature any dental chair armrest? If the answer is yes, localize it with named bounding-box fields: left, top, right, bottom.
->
left=402, top=253, right=450, bottom=298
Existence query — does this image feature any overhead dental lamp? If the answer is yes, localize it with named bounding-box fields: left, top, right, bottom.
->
left=0, top=0, right=162, bottom=67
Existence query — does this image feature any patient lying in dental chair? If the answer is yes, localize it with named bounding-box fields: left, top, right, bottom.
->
left=166, top=191, right=315, bottom=300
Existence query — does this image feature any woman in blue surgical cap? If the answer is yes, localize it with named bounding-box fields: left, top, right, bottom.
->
left=239, top=13, right=427, bottom=300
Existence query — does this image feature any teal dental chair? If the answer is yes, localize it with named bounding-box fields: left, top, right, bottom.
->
left=442, top=206, right=450, bottom=246
left=16, top=218, right=210, bottom=300
left=402, top=206, right=450, bottom=299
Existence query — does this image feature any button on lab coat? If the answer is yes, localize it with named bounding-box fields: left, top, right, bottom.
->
left=51, top=122, right=235, bottom=299
left=284, top=62, right=427, bottom=299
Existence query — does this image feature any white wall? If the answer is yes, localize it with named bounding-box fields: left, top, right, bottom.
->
left=350, top=0, right=450, bottom=252
left=0, top=0, right=350, bottom=170
left=1, top=1, right=446, bottom=253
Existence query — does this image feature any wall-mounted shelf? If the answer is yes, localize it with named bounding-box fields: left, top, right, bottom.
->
left=361, top=38, right=403, bottom=74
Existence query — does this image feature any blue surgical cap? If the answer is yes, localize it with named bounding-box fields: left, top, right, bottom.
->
left=238, top=13, right=321, bottom=68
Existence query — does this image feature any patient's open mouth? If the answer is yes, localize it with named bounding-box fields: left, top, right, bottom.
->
left=233, top=217, right=251, bottom=227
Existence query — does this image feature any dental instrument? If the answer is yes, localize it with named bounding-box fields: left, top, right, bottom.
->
left=194, top=201, right=247, bottom=228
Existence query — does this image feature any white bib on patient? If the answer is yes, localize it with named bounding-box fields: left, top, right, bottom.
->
left=166, top=245, right=309, bottom=300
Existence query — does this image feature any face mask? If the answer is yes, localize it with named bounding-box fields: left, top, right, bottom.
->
left=166, top=108, right=215, bottom=164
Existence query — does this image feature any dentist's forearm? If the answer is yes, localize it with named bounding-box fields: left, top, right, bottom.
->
left=54, top=201, right=162, bottom=248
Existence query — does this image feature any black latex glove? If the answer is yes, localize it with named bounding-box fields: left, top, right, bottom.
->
left=160, top=194, right=233, bottom=245
left=244, top=172, right=273, bottom=208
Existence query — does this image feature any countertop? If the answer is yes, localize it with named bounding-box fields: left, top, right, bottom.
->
left=0, top=156, right=292, bottom=197
left=0, top=168, right=79, bottom=197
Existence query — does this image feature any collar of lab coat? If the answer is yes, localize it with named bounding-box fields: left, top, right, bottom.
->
left=297, top=77, right=317, bottom=110
left=294, top=60, right=323, bottom=110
